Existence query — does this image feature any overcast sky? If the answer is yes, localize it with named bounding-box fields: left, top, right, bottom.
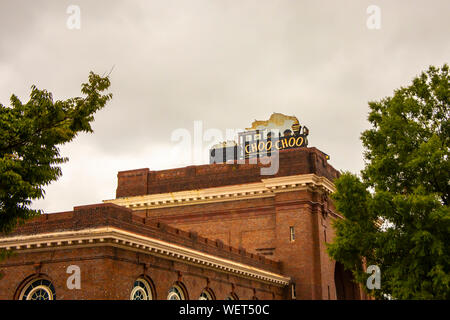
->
left=1, top=0, right=449, bottom=213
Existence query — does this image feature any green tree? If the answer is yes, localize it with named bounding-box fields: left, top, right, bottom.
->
left=327, top=64, right=449, bottom=299
left=0, top=72, right=112, bottom=237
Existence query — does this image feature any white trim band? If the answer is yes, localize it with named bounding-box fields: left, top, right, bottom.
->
left=0, top=227, right=290, bottom=286
left=104, top=174, right=335, bottom=210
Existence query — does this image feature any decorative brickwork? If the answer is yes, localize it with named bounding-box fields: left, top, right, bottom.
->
left=0, top=147, right=367, bottom=300
left=116, top=148, right=338, bottom=197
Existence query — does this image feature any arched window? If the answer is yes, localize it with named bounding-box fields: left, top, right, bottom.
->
left=167, top=283, right=187, bottom=300
left=199, top=288, right=215, bottom=300
left=19, top=278, right=56, bottom=300
left=226, top=292, right=239, bottom=300
left=130, top=277, right=154, bottom=300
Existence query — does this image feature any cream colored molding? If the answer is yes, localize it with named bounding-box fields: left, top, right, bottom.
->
left=0, top=227, right=290, bottom=286
left=262, top=174, right=336, bottom=194
left=104, top=174, right=335, bottom=210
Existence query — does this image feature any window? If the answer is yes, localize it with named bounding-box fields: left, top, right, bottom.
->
left=291, top=283, right=296, bottom=300
left=290, top=226, right=295, bottom=242
left=226, top=292, right=239, bottom=300
left=130, top=278, right=153, bottom=300
left=168, top=285, right=186, bottom=300
left=20, top=279, right=56, bottom=300
left=199, top=288, right=215, bottom=300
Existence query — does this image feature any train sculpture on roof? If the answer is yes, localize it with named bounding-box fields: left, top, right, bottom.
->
left=209, top=113, right=316, bottom=164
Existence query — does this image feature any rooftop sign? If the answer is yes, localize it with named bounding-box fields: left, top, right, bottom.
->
left=210, top=113, right=309, bottom=163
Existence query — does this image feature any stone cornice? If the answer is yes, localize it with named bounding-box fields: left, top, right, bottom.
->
left=261, top=174, right=336, bottom=194
left=0, top=227, right=290, bottom=286
left=104, top=174, right=335, bottom=210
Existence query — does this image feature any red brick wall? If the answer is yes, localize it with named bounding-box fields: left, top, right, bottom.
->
left=116, top=148, right=339, bottom=198
left=152, top=189, right=337, bottom=300
left=0, top=147, right=367, bottom=300
left=113, top=147, right=365, bottom=300
left=0, top=203, right=287, bottom=300
left=0, top=246, right=284, bottom=300
left=116, top=168, right=149, bottom=198
left=3, top=203, right=282, bottom=274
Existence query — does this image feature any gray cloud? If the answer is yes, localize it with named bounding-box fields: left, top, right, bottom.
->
left=0, top=0, right=448, bottom=213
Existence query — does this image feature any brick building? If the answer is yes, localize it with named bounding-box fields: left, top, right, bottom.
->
left=0, top=115, right=366, bottom=300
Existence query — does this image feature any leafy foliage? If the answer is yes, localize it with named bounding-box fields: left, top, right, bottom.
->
left=0, top=72, right=112, bottom=234
left=327, top=64, right=449, bottom=299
